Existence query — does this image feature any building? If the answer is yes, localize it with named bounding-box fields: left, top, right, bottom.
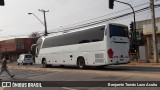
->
left=0, top=38, right=37, bottom=61
left=136, top=17, right=160, bottom=62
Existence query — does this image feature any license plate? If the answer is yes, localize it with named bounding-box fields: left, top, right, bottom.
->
left=120, top=59, right=124, bottom=61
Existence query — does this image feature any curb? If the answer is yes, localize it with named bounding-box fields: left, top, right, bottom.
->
left=120, top=62, right=160, bottom=67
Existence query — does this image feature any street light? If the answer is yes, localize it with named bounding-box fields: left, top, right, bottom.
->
left=28, top=11, right=48, bottom=36
left=28, top=13, right=45, bottom=26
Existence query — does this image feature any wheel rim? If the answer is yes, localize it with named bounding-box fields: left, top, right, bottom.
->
left=78, top=59, right=85, bottom=68
left=43, top=60, right=46, bottom=67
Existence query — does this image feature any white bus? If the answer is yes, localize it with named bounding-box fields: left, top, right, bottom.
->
left=35, top=23, right=130, bottom=68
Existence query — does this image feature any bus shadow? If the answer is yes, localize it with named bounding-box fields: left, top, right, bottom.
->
left=46, top=65, right=160, bottom=72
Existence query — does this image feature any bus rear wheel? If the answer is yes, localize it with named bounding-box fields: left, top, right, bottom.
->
left=77, top=57, right=86, bottom=69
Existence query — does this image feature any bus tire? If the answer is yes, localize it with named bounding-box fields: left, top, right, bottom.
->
left=22, top=62, right=25, bottom=65
left=42, top=59, right=50, bottom=67
left=77, top=57, right=86, bottom=69
left=42, top=59, right=47, bottom=67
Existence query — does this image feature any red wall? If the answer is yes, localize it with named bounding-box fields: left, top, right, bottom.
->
left=24, top=38, right=34, bottom=51
left=0, top=41, right=16, bottom=52
left=0, top=38, right=37, bottom=53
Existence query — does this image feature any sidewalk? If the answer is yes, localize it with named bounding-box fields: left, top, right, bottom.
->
left=121, top=62, right=160, bottom=67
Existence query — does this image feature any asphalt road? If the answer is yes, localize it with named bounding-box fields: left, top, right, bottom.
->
left=0, top=63, right=160, bottom=90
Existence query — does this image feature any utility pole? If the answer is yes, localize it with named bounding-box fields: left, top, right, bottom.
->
left=39, top=9, right=49, bottom=36
left=150, top=0, right=158, bottom=63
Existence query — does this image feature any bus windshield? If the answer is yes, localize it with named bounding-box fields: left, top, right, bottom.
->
left=109, top=24, right=128, bottom=38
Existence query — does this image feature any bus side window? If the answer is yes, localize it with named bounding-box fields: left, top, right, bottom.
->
left=79, top=40, right=90, bottom=44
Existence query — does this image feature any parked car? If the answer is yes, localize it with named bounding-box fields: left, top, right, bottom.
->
left=17, top=54, right=33, bottom=65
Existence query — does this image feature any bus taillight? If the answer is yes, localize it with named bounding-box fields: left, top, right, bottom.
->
left=108, top=49, right=113, bottom=58
left=128, top=50, right=131, bottom=58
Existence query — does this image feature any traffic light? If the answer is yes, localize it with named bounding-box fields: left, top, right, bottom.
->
left=0, top=0, right=4, bottom=6
left=130, top=21, right=134, bottom=32
left=141, top=31, right=143, bottom=37
left=109, top=0, right=115, bottom=9
left=130, top=44, right=136, bottom=53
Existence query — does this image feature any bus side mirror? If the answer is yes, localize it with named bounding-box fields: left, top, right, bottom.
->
left=105, top=29, right=107, bottom=35
left=31, top=44, right=37, bottom=51
left=35, top=54, right=38, bottom=57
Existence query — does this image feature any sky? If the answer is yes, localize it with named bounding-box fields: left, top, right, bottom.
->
left=0, top=0, right=160, bottom=41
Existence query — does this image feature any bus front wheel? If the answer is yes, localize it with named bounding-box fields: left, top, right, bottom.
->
left=42, top=59, right=47, bottom=67
left=77, top=57, right=86, bottom=69
left=42, top=59, right=51, bottom=67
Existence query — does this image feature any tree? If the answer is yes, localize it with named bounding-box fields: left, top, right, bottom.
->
left=29, top=32, right=41, bottom=62
left=29, top=32, right=41, bottom=38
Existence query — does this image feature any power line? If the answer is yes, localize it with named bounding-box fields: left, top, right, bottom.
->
left=49, top=4, right=160, bottom=34
left=1, top=3, right=160, bottom=39
left=49, top=2, right=151, bottom=31
left=1, top=5, right=160, bottom=39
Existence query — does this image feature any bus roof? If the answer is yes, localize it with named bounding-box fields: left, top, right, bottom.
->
left=41, top=23, right=127, bottom=39
left=45, top=23, right=107, bottom=39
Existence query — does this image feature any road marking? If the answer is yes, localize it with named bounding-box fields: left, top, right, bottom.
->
left=0, top=87, right=4, bottom=90
left=28, top=71, right=63, bottom=79
left=9, top=65, right=66, bottom=72
left=62, top=87, right=79, bottom=90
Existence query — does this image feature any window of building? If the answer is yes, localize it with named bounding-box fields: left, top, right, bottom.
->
left=16, top=44, right=24, bottom=49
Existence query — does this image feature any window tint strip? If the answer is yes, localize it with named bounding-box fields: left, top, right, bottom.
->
left=42, top=26, right=105, bottom=48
